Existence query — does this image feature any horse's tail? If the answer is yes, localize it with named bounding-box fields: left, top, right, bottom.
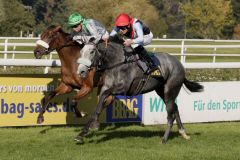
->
left=183, top=78, right=204, bottom=92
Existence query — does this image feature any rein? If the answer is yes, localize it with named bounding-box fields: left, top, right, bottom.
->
left=55, top=42, right=77, bottom=52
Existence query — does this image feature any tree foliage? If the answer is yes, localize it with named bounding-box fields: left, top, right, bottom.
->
left=0, top=0, right=239, bottom=39
left=0, top=0, right=5, bottom=23
left=0, top=0, right=35, bottom=36
left=180, top=0, right=234, bottom=39
left=231, top=0, right=240, bottom=22
left=27, top=0, right=70, bottom=35
left=231, top=0, right=240, bottom=39
left=66, top=0, right=167, bottom=37
left=150, top=0, right=187, bottom=38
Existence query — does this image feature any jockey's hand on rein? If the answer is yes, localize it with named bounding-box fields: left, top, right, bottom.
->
left=123, top=38, right=133, bottom=47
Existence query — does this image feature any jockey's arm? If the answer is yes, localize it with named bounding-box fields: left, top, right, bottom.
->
left=132, top=22, right=144, bottom=46
left=72, top=35, right=90, bottom=44
left=110, top=27, right=119, bottom=37
left=86, top=20, right=109, bottom=43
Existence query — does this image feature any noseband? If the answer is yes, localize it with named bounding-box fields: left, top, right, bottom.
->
left=36, top=39, right=53, bottom=54
left=36, top=32, right=71, bottom=54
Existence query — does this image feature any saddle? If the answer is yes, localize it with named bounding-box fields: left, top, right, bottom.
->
left=123, top=47, right=162, bottom=78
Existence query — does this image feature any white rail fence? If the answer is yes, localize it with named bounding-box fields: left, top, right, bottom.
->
left=1, top=37, right=240, bottom=73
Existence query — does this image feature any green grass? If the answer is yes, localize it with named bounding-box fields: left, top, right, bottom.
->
left=0, top=122, right=239, bottom=160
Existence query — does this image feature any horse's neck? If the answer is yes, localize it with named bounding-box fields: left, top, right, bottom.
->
left=100, top=42, right=125, bottom=65
left=58, top=47, right=80, bottom=73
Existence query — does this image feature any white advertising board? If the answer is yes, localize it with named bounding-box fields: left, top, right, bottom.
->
left=142, top=82, right=240, bottom=125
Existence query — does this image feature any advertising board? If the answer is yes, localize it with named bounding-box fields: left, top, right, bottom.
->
left=142, top=82, right=240, bottom=125
left=0, top=75, right=142, bottom=126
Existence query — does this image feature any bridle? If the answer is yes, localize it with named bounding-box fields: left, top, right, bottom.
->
left=36, top=32, right=75, bottom=55
left=77, top=41, right=100, bottom=70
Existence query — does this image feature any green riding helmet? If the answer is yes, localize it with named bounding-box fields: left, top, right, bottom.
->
left=68, top=12, right=84, bottom=26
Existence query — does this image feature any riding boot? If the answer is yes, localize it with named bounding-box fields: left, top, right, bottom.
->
left=134, top=45, right=157, bottom=74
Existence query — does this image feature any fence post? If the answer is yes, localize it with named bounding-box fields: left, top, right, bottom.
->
left=11, top=45, right=16, bottom=68
left=180, top=40, right=185, bottom=63
left=213, top=47, right=217, bottom=63
left=44, top=57, right=49, bottom=74
left=4, top=39, right=8, bottom=70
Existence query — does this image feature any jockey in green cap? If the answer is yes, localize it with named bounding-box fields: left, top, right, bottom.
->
left=68, top=12, right=109, bottom=73
left=68, top=12, right=109, bottom=44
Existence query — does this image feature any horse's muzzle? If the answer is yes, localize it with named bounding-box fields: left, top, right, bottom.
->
left=34, top=50, right=42, bottom=59
left=77, top=64, right=89, bottom=78
left=79, top=70, right=87, bottom=78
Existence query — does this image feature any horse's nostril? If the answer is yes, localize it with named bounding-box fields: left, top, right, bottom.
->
left=34, top=50, right=41, bottom=59
left=80, top=71, right=85, bottom=75
left=34, top=50, right=39, bottom=54
left=80, top=70, right=87, bottom=78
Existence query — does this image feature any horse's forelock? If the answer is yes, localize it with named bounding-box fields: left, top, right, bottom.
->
left=47, top=25, right=57, bottom=30
left=42, top=25, right=66, bottom=38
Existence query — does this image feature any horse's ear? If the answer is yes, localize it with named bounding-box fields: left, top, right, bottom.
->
left=53, top=25, right=62, bottom=32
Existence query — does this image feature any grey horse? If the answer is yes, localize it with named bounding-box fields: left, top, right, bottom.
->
left=76, top=36, right=204, bottom=144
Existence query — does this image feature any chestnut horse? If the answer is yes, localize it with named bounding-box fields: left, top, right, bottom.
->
left=33, top=25, right=99, bottom=124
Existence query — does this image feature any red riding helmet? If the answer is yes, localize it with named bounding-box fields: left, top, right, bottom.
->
left=115, top=13, right=131, bottom=26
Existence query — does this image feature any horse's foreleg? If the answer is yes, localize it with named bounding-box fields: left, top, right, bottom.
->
left=88, top=95, right=114, bottom=131
left=37, top=83, right=72, bottom=124
left=72, top=86, right=93, bottom=118
left=75, top=88, right=111, bottom=144
left=37, top=91, right=57, bottom=124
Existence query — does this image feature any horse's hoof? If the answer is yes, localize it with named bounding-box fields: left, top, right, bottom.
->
left=80, top=111, right=88, bottom=118
left=179, top=130, right=191, bottom=140
left=182, top=134, right=191, bottom=140
left=74, top=136, right=84, bottom=144
left=161, top=138, right=167, bottom=144
left=37, top=117, right=44, bottom=124
left=89, top=121, right=100, bottom=131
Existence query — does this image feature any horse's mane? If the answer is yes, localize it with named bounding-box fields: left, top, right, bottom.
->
left=46, top=25, right=73, bottom=41
left=109, top=35, right=125, bottom=44
left=46, top=25, right=69, bottom=35
left=47, top=25, right=58, bottom=30
left=42, top=25, right=82, bottom=49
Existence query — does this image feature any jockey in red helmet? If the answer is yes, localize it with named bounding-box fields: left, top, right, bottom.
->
left=110, top=13, right=156, bottom=74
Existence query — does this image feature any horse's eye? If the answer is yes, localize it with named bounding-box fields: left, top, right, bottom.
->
left=49, top=35, right=54, bottom=39
left=90, top=50, right=95, bottom=54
